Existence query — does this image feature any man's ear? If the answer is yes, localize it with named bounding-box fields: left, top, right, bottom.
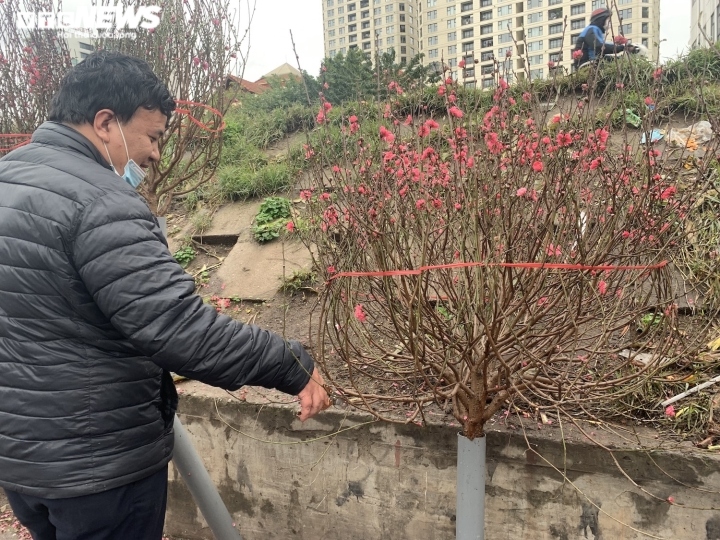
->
left=93, top=109, right=116, bottom=144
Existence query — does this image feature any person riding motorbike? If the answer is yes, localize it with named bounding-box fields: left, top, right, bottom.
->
left=572, top=8, right=640, bottom=70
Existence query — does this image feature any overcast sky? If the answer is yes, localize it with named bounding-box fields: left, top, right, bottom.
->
left=46, top=0, right=694, bottom=79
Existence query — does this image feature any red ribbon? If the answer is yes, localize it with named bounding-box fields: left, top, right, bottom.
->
left=328, top=260, right=668, bottom=281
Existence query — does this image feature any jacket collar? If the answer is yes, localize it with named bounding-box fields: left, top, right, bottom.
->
left=31, top=121, right=114, bottom=171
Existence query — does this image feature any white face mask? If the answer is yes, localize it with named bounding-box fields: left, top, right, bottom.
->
left=102, top=118, right=147, bottom=189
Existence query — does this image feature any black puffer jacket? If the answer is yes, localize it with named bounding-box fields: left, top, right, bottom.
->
left=0, top=122, right=313, bottom=498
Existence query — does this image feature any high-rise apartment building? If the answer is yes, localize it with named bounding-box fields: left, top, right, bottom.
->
left=418, top=0, right=660, bottom=88
left=323, top=0, right=421, bottom=64
left=322, top=0, right=660, bottom=89
left=690, top=0, right=720, bottom=48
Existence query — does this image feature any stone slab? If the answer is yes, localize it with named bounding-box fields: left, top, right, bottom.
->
left=198, top=200, right=262, bottom=242
left=214, top=237, right=313, bottom=302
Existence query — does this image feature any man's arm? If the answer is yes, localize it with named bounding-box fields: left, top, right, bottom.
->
left=587, top=27, right=625, bottom=57
left=70, top=190, right=315, bottom=396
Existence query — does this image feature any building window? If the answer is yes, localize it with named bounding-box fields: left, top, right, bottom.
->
left=498, top=32, right=513, bottom=43
left=448, top=19, right=457, bottom=28
left=349, top=23, right=357, bottom=31
left=497, top=45, right=511, bottom=56
left=642, top=22, right=648, bottom=33
left=462, top=28, right=474, bottom=38
left=642, top=7, right=649, bottom=18
left=399, top=2, right=405, bottom=10
left=461, top=2, right=473, bottom=13
left=362, top=30, right=370, bottom=38
left=448, top=31, right=457, bottom=41
left=363, top=41, right=371, bottom=49
left=527, top=0, right=542, bottom=8
left=548, top=8, right=562, bottom=20
left=549, top=51, right=562, bottom=62
left=528, top=53, right=543, bottom=65
left=348, top=3, right=356, bottom=11
left=480, top=24, right=493, bottom=34
left=527, top=26, right=542, bottom=37
left=449, top=44, right=457, bottom=54
left=481, top=50, right=494, bottom=61
left=387, top=35, right=395, bottom=44
left=328, top=19, right=335, bottom=27
left=497, top=18, right=511, bottom=31
left=463, top=40, right=476, bottom=51
left=549, top=23, right=563, bottom=34
left=499, top=5, right=512, bottom=16
left=328, top=8, right=335, bottom=16
left=481, top=0, right=491, bottom=5
left=329, top=29, right=336, bottom=36
left=428, top=35, right=439, bottom=45
left=464, top=68, right=475, bottom=77
left=530, top=68, right=544, bottom=80
left=374, top=17, right=381, bottom=25
left=448, top=5, right=457, bottom=15
left=461, top=15, right=473, bottom=25
left=427, top=9, right=437, bottom=19
left=570, top=3, right=585, bottom=15
left=374, top=7, right=381, bottom=14
left=428, top=22, right=438, bottom=32
left=618, top=8, right=632, bottom=19
left=480, top=10, right=492, bottom=21
left=400, top=24, right=406, bottom=32
left=528, top=12, right=542, bottom=23
left=385, top=15, right=393, bottom=23
left=549, top=37, right=562, bottom=48
left=348, top=13, right=356, bottom=21
left=386, top=25, right=395, bottom=34
left=448, top=58, right=458, bottom=67
left=619, top=23, right=632, bottom=33
left=571, top=18, right=584, bottom=30
left=386, top=4, right=394, bottom=12
left=482, top=78, right=494, bottom=89
left=642, top=37, right=649, bottom=47
left=361, top=21, right=369, bottom=29
left=428, top=48, right=439, bottom=57
left=349, top=34, right=357, bottom=42
left=327, top=0, right=333, bottom=6
left=481, top=64, right=494, bottom=74
left=427, top=0, right=437, bottom=5
left=329, top=39, right=336, bottom=47
left=362, top=10, right=369, bottom=18
left=549, top=0, right=562, bottom=4
left=592, top=0, right=605, bottom=8
left=527, top=39, right=543, bottom=51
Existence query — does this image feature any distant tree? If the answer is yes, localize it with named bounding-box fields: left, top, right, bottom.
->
left=320, top=48, right=376, bottom=104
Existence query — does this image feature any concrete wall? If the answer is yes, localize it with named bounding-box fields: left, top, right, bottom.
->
left=166, top=389, right=720, bottom=540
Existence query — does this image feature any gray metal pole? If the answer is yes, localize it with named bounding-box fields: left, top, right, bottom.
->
left=456, top=433, right=486, bottom=540
left=157, top=218, right=241, bottom=539
left=172, top=416, right=243, bottom=540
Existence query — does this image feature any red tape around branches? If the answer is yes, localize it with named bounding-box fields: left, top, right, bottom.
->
left=0, top=134, right=32, bottom=155
left=174, top=99, right=226, bottom=133
left=328, top=260, right=669, bottom=281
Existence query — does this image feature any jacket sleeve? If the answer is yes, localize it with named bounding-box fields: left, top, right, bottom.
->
left=69, top=190, right=313, bottom=395
left=587, top=28, right=625, bottom=56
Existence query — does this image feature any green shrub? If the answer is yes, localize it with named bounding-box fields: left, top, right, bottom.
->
left=251, top=196, right=292, bottom=243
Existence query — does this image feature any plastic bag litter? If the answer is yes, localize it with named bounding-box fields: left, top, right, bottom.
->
left=668, top=121, right=714, bottom=150
left=641, top=129, right=665, bottom=144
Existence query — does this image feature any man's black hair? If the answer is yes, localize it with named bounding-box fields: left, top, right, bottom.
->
left=49, top=50, right=175, bottom=126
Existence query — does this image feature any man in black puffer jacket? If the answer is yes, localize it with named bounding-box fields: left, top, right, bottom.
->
left=0, top=51, right=330, bottom=539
